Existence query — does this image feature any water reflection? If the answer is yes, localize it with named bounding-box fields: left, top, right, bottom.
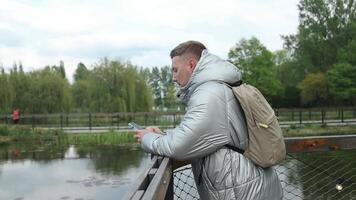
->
left=0, top=144, right=151, bottom=200
left=64, top=146, right=78, bottom=159
left=276, top=149, right=356, bottom=199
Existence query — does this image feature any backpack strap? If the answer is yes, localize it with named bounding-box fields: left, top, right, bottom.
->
left=224, top=80, right=246, bottom=155
left=225, top=144, right=245, bottom=154
left=228, top=80, right=243, bottom=87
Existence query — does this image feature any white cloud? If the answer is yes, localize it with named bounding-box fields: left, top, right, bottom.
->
left=0, top=0, right=299, bottom=82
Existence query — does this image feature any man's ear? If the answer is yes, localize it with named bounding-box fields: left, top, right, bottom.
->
left=188, top=58, right=198, bottom=71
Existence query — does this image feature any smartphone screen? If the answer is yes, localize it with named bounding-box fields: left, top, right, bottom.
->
left=128, top=122, right=142, bottom=130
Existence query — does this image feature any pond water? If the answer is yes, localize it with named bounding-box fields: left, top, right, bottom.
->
left=0, top=145, right=151, bottom=200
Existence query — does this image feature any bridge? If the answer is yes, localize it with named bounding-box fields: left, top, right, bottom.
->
left=124, top=135, right=356, bottom=200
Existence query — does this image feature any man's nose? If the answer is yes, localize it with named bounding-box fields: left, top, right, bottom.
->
left=172, top=74, right=176, bottom=82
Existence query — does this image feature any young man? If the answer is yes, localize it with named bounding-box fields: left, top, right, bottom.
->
left=134, top=41, right=283, bottom=199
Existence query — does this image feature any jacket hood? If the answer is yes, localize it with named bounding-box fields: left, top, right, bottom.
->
left=177, top=50, right=241, bottom=102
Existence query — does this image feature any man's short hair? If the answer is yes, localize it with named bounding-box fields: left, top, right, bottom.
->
left=170, top=41, right=207, bottom=60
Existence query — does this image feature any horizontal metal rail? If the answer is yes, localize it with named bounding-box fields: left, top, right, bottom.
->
left=124, top=156, right=173, bottom=200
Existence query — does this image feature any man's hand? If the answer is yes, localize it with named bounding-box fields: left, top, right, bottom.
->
left=145, top=126, right=163, bottom=134
left=134, top=126, right=163, bottom=143
left=133, top=129, right=147, bottom=143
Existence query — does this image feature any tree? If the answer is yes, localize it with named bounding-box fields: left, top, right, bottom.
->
left=273, top=50, right=302, bottom=107
left=59, top=60, right=66, bottom=79
left=149, top=67, right=163, bottom=109
left=164, top=84, right=177, bottom=110
left=228, top=37, right=283, bottom=104
left=74, top=62, right=89, bottom=81
left=0, top=70, right=13, bottom=113
left=77, top=58, right=153, bottom=112
left=298, top=72, right=329, bottom=106
left=338, top=38, right=356, bottom=65
left=27, top=67, right=71, bottom=113
left=283, top=0, right=356, bottom=74
left=9, top=65, right=30, bottom=112
left=71, top=80, right=90, bottom=112
left=160, top=66, right=175, bottom=108
left=327, top=63, right=356, bottom=105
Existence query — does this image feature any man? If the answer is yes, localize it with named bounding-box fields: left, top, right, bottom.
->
left=134, top=41, right=283, bottom=199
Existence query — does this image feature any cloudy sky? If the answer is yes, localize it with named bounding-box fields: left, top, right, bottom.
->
left=0, top=0, right=299, bottom=82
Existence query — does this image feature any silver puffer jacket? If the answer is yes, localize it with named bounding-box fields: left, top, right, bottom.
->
left=141, top=50, right=283, bottom=200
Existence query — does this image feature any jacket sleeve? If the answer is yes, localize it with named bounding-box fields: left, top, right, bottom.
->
left=141, top=84, right=230, bottom=160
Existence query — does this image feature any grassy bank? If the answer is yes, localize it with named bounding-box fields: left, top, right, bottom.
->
left=66, top=132, right=135, bottom=146
left=283, top=124, right=356, bottom=137
left=0, top=125, right=138, bottom=161
left=1, top=124, right=355, bottom=146
left=0, top=125, right=135, bottom=146
left=0, top=125, right=64, bottom=146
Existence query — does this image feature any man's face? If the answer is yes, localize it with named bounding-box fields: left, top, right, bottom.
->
left=171, top=55, right=196, bottom=87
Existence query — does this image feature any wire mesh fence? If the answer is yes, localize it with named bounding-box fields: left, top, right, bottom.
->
left=174, top=166, right=199, bottom=200
left=173, top=149, right=356, bottom=200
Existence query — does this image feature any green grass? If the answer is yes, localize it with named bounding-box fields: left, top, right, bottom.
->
left=1, top=123, right=356, bottom=146
left=66, top=132, right=135, bottom=146
left=0, top=125, right=135, bottom=146
left=283, top=124, right=356, bottom=137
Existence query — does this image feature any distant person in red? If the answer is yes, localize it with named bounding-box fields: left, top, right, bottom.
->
left=12, top=108, right=20, bottom=124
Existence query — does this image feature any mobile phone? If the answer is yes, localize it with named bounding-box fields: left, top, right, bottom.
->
left=128, top=122, right=142, bottom=130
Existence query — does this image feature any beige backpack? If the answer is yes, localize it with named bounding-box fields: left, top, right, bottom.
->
left=226, top=82, right=286, bottom=168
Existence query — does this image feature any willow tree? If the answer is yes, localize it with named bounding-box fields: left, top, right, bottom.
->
left=0, top=68, right=13, bottom=113
left=27, top=67, right=71, bottom=113
left=72, top=58, right=153, bottom=112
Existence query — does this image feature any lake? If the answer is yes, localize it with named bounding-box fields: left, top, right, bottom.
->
left=0, top=145, right=151, bottom=200
left=1, top=144, right=355, bottom=200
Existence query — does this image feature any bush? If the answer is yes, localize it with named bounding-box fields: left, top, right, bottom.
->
left=0, top=125, right=9, bottom=136
left=9, top=125, right=32, bottom=136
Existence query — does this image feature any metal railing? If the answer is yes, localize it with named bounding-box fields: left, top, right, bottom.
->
left=125, top=135, right=356, bottom=200
left=1, top=107, right=356, bottom=131
left=123, top=156, right=173, bottom=200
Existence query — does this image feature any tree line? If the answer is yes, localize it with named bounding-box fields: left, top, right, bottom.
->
left=0, top=0, right=355, bottom=114
left=0, top=59, right=155, bottom=114
left=229, top=0, right=356, bottom=107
